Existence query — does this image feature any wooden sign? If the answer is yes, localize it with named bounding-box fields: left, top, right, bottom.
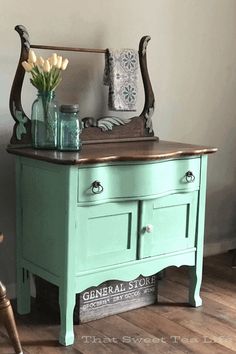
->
left=35, top=274, right=158, bottom=324
left=78, top=275, right=158, bottom=323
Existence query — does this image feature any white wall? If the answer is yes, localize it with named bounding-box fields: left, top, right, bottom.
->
left=0, top=0, right=236, bottom=294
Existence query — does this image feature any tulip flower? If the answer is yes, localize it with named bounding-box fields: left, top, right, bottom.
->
left=61, top=58, right=69, bottom=70
left=28, top=49, right=37, bottom=64
left=22, top=61, right=33, bottom=72
left=43, top=60, right=51, bottom=73
left=22, top=51, right=68, bottom=92
left=56, top=56, right=62, bottom=69
left=51, top=53, right=58, bottom=66
left=36, top=56, right=44, bottom=68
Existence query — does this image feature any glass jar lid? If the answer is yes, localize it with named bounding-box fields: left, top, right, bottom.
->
left=60, top=104, right=79, bottom=113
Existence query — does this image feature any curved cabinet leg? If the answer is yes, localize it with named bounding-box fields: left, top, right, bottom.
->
left=189, top=264, right=203, bottom=307
left=59, top=285, right=76, bottom=346
left=17, top=268, right=31, bottom=315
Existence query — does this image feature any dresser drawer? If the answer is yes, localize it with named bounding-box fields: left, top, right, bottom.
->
left=77, top=157, right=201, bottom=204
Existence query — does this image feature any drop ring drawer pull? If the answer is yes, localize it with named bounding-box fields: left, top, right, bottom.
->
left=185, top=171, right=195, bottom=183
left=91, top=180, right=104, bottom=194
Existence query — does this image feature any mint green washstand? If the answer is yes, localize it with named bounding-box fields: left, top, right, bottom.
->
left=8, top=140, right=217, bottom=345
left=8, top=25, right=217, bottom=346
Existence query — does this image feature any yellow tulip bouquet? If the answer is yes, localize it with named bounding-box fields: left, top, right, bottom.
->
left=22, top=49, right=69, bottom=92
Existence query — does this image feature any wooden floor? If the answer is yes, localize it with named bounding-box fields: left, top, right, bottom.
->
left=1, top=252, right=236, bottom=354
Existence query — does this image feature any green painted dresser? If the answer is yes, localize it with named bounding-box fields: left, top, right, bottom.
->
left=8, top=140, right=217, bottom=346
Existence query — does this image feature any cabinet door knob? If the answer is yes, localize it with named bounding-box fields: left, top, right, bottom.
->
left=91, top=180, right=104, bottom=194
left=185, top=171, right=195, bottom=183
left=146, top=224, right=153, bottom=233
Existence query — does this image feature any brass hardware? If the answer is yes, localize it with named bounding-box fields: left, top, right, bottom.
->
left=91, top=181, right=104, bottom=194
left=185, top=171, right=195, bottom=183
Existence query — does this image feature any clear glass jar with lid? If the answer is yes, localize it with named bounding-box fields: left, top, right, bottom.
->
left=58, top=104, right=82, bottom=151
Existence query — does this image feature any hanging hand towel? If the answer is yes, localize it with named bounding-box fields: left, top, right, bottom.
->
left=103, top=48, right=139, bottom=111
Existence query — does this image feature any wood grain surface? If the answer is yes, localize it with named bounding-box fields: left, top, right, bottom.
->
left=7, top=140, right=217, bottom=165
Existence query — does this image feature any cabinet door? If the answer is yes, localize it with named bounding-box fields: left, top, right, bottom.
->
left=76, top=202, right=138, bottom=271
left=139, top=192, right=198, bottom=258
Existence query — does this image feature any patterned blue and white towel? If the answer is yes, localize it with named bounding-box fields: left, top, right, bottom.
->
left=103, top=49, right=139, bottom=111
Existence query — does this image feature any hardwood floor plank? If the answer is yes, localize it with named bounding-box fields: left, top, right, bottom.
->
left=119, top=307, right=234, bottom=354
left=7, top=309, right=82, bottom=354
left=158, top=277, right=236, bottom=326
left=165, top=309, right=236, bottom=351
left=203, top=257, right=236, bottom=284
left=157, top=292, right=236, bottom=330
left=0, top=328, right=30, bottom=354
left=74, top=323, right=116, bottom=354
left=158, top=266, right=236, bottom=311
left=86, top=314, right=183, bottom=354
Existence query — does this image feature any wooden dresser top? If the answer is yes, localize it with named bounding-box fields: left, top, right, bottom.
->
left=7, top=140, right=217, bottom=165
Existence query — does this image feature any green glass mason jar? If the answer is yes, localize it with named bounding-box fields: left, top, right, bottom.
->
left=31, top=91, right=58, bottom=149
left=58, top=104, right=82, bottom=151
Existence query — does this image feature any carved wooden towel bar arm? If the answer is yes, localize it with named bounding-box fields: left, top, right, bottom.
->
left=9, top=25, right=157, bottom=147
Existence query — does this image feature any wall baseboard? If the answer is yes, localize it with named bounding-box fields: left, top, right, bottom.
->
left=204, top=238, right=236, bottom=257
left=4, top=283, right=16, bottom=300
left=5, top=240, right=236, bottom=299
left=5, top=279, right=35, bottom=300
